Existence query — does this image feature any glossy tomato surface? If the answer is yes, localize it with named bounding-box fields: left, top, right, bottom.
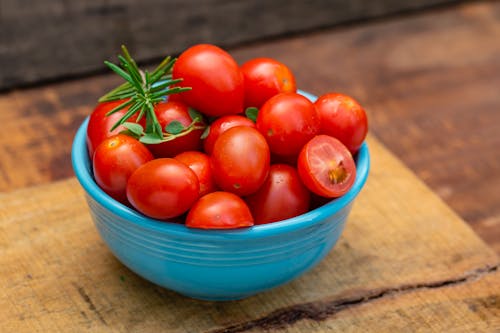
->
left=203, top=115, right=255, bottom=155
left=246, top=164, right=310, bottom=225
left=147, top=101, right=204, bottom=158
left=86, top=100, right=135, bottom=158
left=126, top=158, right=200, bottom=219
left=241, top=57, right=296, bottom=108
left=172, top=44, right=244, bottom=117
left=211, top=126, right=270, bottom=196
left=186, top=191, right=254, bottom=229
left=92, top=134, right=153, bottom=204
left=257, top=92, right=319, bottom=157
left=298, top=135, right=356, bottom=198
left=174, top=151, right=217, bottom=196
left=314, top=93, right=368, bottom=154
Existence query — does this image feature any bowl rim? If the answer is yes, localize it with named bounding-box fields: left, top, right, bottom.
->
left=71, top=90, right=370, bottom=240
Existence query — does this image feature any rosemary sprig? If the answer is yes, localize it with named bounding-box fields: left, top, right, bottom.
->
left=99, top=45, right=193, bottom=144
left=121, top=108, right=206, bottom=144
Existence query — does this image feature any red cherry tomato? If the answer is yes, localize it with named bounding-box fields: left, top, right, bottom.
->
left=297, top=135, right=356, bottom=198
left=174, top=151, right=217, bottom=196
left=211, top=126, right=270, bottom=196
left=146, top=101, right=204, bottom=158
left=172, top=44, right=244, bottom=117
left=314, top=93, right=368, bottom=154
left=257, top=92, right=319, bottom=157
left=126, top=158, right=200, bottom=219
left=186, top=191, right=254, bottom=229
left=241, top=57, right=296, bottom=108
left=246, top=164, right=310, bottom=225
left=86, top=100, right=135, bottom=158
left=92, top=134, right=153, bottom=204
left=203, top=115, right=256, bottom=155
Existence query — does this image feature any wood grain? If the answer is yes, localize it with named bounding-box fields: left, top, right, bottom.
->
left=0, top=1, right=498, bottom=253
left=241, top=271, right=500, bottom=332
left=0, top=0, right=461, bottom=90
left=227, top=2, right=500, bottom=252
left=0, top=136, right=498, bottom=332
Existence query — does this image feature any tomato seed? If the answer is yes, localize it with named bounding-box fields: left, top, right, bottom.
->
left=328, top=161, right=348, bottom=184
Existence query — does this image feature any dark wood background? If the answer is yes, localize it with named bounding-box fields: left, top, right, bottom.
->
left=1, top=0, right=461, bottom=90
left=0, top=0, right=498, bottom=254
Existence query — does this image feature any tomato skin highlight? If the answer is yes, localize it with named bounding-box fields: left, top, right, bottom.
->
left=186, top=191, right=254, bottom=229
left=147, top=101, right=204, bottom=158
left=211, top=126, right=270, bottom=196
left=314, top=93, right=368, bottom=154
left=174, top=151, right=217, bottom=196
left=126, top=158, right=200, bottom=220
left=86, top=100, right=135, bottom=158
left=203, top=115, right=256, bottom=155
left=257, top=92, right=320, bottom=157
left=241, top=57, right=296, bottom=108
left=92, top=134, right=153, bottom=204
left=173, top=44, right=244, bottom=117
left=297, top=135, right=356, bottom=198
left=246, top=164, right=310, bottom=225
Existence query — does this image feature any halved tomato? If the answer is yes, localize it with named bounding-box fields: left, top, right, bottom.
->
left=297, top=135, right=356, bottom=198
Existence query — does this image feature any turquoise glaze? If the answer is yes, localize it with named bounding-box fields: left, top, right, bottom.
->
left=71, top=91, right=370, bottom=301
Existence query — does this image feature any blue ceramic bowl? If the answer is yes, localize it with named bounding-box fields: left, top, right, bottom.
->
left=71, top=91, right=370, bottom=301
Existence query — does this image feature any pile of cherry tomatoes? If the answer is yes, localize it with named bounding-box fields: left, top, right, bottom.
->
left=86, top=44, right=368, bottom=229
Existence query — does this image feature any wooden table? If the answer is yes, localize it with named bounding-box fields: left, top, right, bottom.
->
left=1, top=1, right=499, bottom=331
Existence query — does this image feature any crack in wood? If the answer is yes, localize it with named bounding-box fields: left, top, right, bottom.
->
left=208, top=264, right=499, bottom=333
left=73, top=283, right=108, bottom=326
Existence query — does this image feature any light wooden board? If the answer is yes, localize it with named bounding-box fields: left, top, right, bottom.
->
left=1, top=136, right=498, bottom=332
left=1, top=1, right=498, bottom=253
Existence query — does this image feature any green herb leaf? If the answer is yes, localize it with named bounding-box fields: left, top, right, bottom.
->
left=188, top=108, right=203, bottom=122
left=140, top=133, right=164, bottom=144
left=105, top=99, right=135, bottom=117
left=165, top=120, right=185, bottom=134
left=119, top=129, right=140, bottom=139
left=245, top=107, right=259, bottom=123
left=200, top=125, right=210, bottom=140
left=122, top=122, right=144, bottom=136
left=98, top=45, right=191, bottom=145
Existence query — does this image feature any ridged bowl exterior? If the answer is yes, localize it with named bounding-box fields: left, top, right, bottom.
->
left=71, top=91, right=370, bottom=301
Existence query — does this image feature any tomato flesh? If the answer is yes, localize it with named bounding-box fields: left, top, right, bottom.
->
left=298, top=135, right=356, bottom=198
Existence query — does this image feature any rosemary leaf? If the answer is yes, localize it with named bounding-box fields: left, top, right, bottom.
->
left=105, top=98, right=135, bottom=117
left=104, top=61, right=134, bottom=85
left=110, top=101, right=143, bottom=131
left=99, top=82, right=132, bottom=102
